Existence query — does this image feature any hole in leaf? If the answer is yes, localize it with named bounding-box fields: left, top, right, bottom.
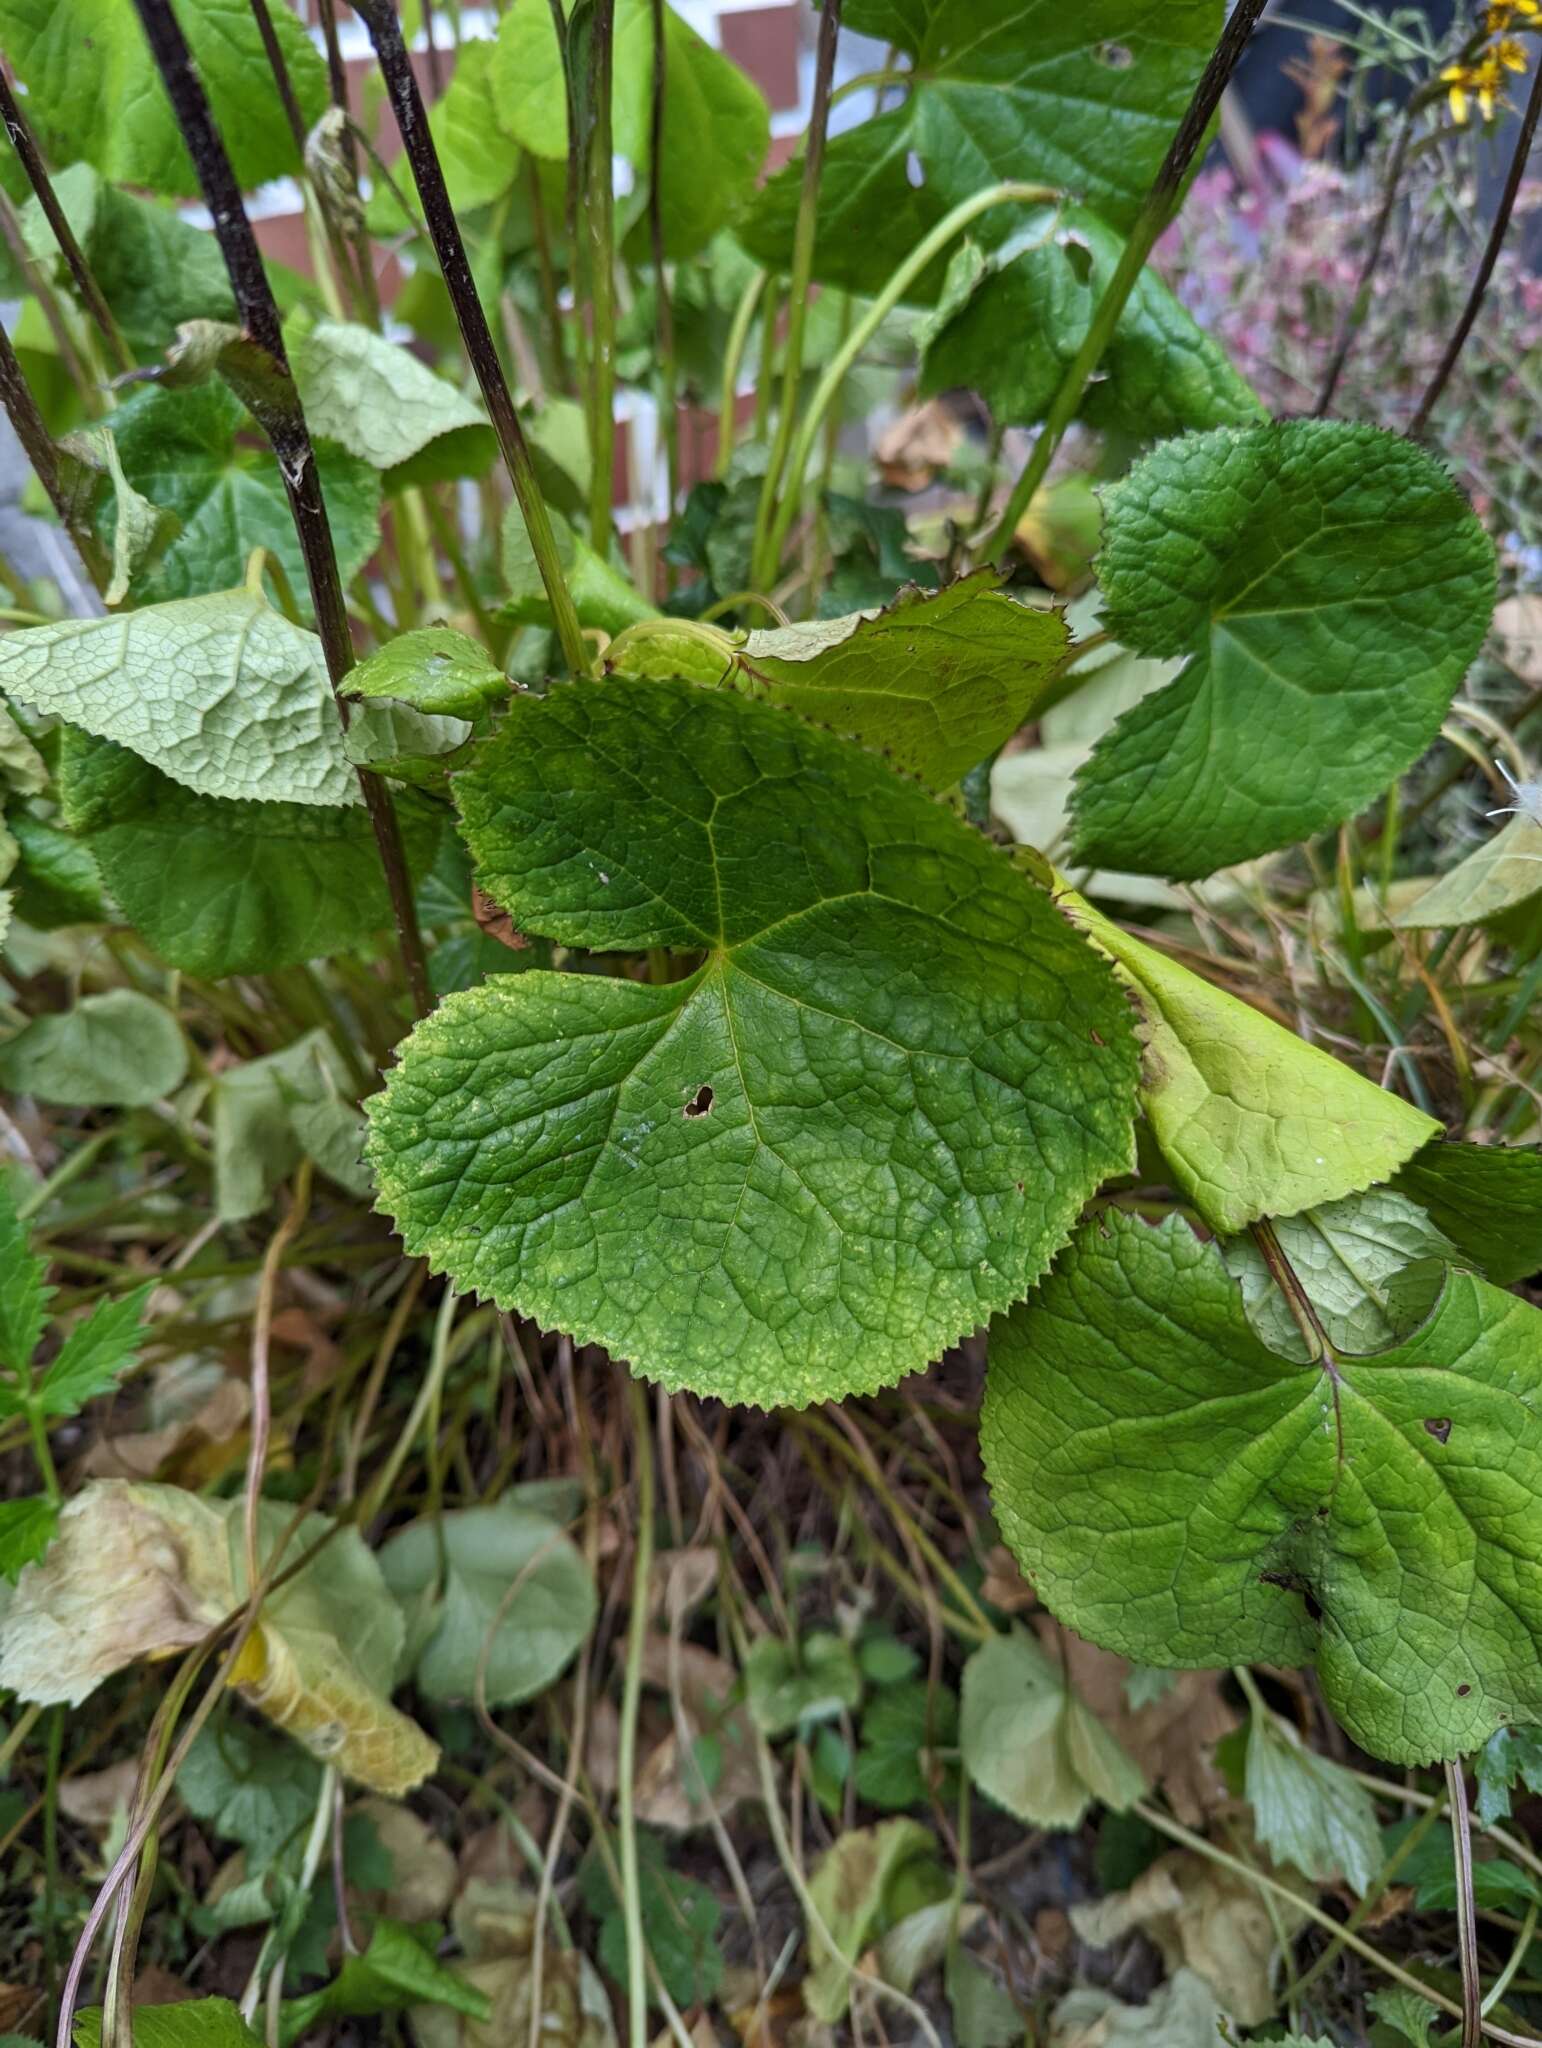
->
left=1096, top=40, right=1134, bottom=69
left=1424, top=1417, right=1452, bottom=1443
left=1457, top=1683, right=1472, bottom=1696
left=1059, top=235, right=1093, bottom=285
left=1260, top=1569, right=1323, bottom=1625
left=683, top=1084, right=715, bottom=1119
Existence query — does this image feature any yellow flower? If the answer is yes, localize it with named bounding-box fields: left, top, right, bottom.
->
left=1443, top=46, right=1522, bottom=123
left=1483, top=0, right=1540, bottom=28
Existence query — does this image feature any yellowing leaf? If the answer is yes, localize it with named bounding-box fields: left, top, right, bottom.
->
left=1060, top=880, right=1437, bottom=1232
left=0, top=1481, right=435, bottom=1794
left=959, top=1631, right=1145, bottom=1831
left=1394, top=813, right=1542, bottom=928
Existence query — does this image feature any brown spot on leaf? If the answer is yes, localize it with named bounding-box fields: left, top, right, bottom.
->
left=1424, top=1417, right=1452, bottom=1444
left=1457, top=1683, right=1472, bottom=1696
left=683, top=1085, right=714, bottom=1119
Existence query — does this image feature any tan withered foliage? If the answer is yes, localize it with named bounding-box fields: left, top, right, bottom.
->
left=0, top=1480, right=435, bottom=1795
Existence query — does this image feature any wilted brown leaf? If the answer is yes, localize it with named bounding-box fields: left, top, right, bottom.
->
left=353, top=1798, right=456, bottom=1924
left=1070, top=1849, right=1304, bottom=2026
left=81, top=1375, right=250, bottom=1485
left=874, top=399, right=962, bottom=492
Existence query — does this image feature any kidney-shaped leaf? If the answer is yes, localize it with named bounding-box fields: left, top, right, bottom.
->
left=1070, top=421, right=1496, bottom=878
left=368, top=678, right=1139, bottom=1406
left=378, top=1497, right=596, bottom=1707
left=983, top=1209, right=1542, bottom=1765
left=0, top=590, right=355, bottom=806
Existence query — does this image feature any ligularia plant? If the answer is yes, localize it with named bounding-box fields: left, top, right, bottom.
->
left=0, top=0, right=1539, bottom=1851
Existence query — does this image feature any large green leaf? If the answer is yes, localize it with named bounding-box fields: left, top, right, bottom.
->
left=983, top=1209, right=1542, bottom=1764
left=1391, top=1138, right=1542, bottom=1287
left=368, top=678, right=1139, bottom=1406
left=58, top=730, right=437, bottom=981
left=738, top=2, right=1223, bottom=296
left=0, top=0, right=324, bottom=198
left=102, top=382, right=380, bottom=615
left=1070, top=422, right=1496, bottom=878
left=1063, top=883, right=1437, bottom=1233
left=378, top=1497, right=596, bottom=1707
left=731, top=572, right=1068, bottom=790
left=0, top=587, right=354, bottom=807
left=919, top=207, right=1261, bottom=438
left=288, top=319, right=497, bottom=490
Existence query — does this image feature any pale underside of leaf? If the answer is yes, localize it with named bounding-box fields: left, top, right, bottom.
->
left=0, top=592, right=354, bottom=807
left=1060, top=882, right=1437, bottom=1232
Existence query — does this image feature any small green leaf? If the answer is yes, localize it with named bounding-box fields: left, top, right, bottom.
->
left=369, top=678, right=1139, bottom=1406
left=1369, top=1988, right=1436, bottom=2047
left=348, top=628, right=509, bottom=717
left=23, top=167, right=236, bottom=359
left=57, top=425, right=177, bottom=607
left=500, top=502, right=658, bottom=636
left=7, top=812, right=106, bottom=930
left=0, top=1174, right=50, bottom=1376
left=983, top=1209, right=1542, bottom=1764
left=1222, top=1188, right=1458, bottom=1362
left=959, top=1631, right=1145, bottom=1830
left=855, top=1680, right=959, bottom=1810
left=920, top=206, right=1261, bottom=440
left=178, top=1719, right=322, bottom=1866
left=102, top=382, right=379, bottom=618
left=580, top=1829, right=724, bottom=2012
left=37, top=1283, right=151, bottom=1418
left=729, top=571, right=1069, bottom=790
left=278, top=1920, right=490, bottom=2045
left=742, top=1631, right=862, bottom=1736
left=0, top=990, right=187, bottom=1108
left=1070, top=421, right=1496, bottom=878
left=1395, top=813, right=1542, bottom=929
left=1392, top=1138, right=1542, bottom=1286
left=211, top=1030, right=358, bottom=1223
left=0, top=701, right=47, bottom=797
left=1474, top=1725, right=1542, bottom=1825
left=1064, top=883, right=1437, bottom=1233
left=0, top=1496, right=59, bottom=1586
left=60, top=729, right=441, bottom=982
left=0, top=584, right=354, bottom=806
left=945, top=1947, right=1021, bottom=2048
left=72, top=1998, right=263, bottom=2048
left=288, top=319, right=497, bottom=490
left=0, top=0, right=324, bottom=197
left=377, top=1497, right=596, bottom=1707
left=1244, top=1705, right=1383, bottom=1892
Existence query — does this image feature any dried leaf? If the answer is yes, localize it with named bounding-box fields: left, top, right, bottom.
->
left=1071, top=1849, right=1304, bottom=2025
left=0, top=1481, right=435, bottom=1794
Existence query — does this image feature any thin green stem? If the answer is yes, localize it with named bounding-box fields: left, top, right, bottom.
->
left=618, top=1380, right=654, bottom=2048
left=760, top=181, right=1057, bottom=578
left=980, top=0, right=1270, bottom=560
left=585, top=1, right=619, bottom=558
left=750, top=0, right=842, bottom=587
left=717, top=269, right=765, bottom=479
